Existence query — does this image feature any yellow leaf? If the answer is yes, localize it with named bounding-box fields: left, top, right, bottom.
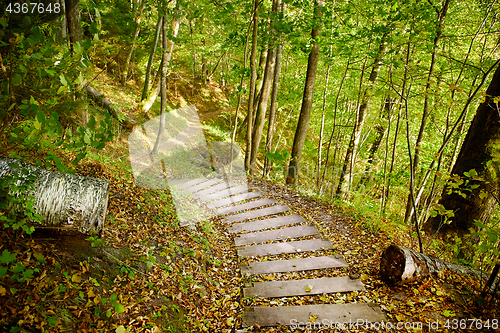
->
left=116, top=325, right=126, bottom=333
left=359, top=274, right=369, bottom=282
left=0, top=286, right=6, bottom=296
left=308, top=315, right=318, bottom=323
left=88, top=290, right=95, bottom=298
left=71, top=274, right=82, bottom=283
left=305, top=284, right=313, bottom=292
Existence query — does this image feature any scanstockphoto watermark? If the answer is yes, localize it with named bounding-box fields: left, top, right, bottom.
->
left=290, top=319, right=424, bottom=331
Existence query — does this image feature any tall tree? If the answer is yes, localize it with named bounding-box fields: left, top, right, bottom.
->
left=263, top=3, right=285, bottom=178
left=140, top=4, right=182, bottom=114
left=249, top=0, right=280, bottom=175
left=65, top=0, right=82, bottom=48
left=151, top=7, right=170, bottom=156
left=403, top=0, right=452, bottom=223
left=122, top=0, right=146, bottom=86
left=335, top=31, right=389, bottom=195
left=424, top=62, right=500, bottom=237
left=285, top=0, right=324, bottom=186
left=141, top=15, right=163, bottom=101
left=245, top=0, right=260, bottom=172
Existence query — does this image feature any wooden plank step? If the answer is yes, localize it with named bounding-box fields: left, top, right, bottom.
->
left=191, top=181, right=237, bottom=198
left=217, top=198, right=277, bottom=216
left=243, top=276, right=365, bottom=298
left=206, top=191, right=262, bottom=208
left=182, top=178, right=223, bottom=194
left=222, top=205, right=290, bottom=224
left=227, top=214, right=305, bottom=234
left=242, top=303, right=385, bottom=327
left=167, top=179, right=189, bottom=186
left=174, top=178, right=208, bottom=190
left=198, top=185, right=249, bottom=201
left=240, top=255, right=347, bottom=275
left=234, top=225, right=319, bottom=246
left=238, top=239, right=333, bottom=257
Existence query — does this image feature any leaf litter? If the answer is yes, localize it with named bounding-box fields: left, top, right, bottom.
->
left=1, top=162, right=499, bottom=332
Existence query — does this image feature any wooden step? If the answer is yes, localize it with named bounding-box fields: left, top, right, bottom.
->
left=206, top=191, right=262, bottom=208
left=217, top=198, right=277, bottom=216
left=173, top=178, right=208, bottom=190
left=182, top=178, right=223, bottom=194
left=227, top=214, right=306, bottom=234
left=242, top=303, right=385, bottom=327
left=240, top=255, right=347, bottom=275
left=198, top=185, right=249, bottom=201
left=237, top=239, right=333, bottom=257
left=243, top=276, right=365, bottom=298
left=234, top=225, right=319, bottom=246
left=167, top=179, right=189, bottom=186
left=191, top=181, right=238, bottom=198
left=222, top=205, right=290, bottom=224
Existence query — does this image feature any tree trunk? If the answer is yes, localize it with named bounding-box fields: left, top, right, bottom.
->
left=285, top=0, right=324, bottom=186
left=245, top=0, right=260, bottom=172
left=263, top=14, right=284, bottom=178
left=139, top=9, right=182, bottom=114
left=65, top=0, right=82, bottom=48
left=122, top=0, right=145, bottom=86
left=151, top=11, right=170, bottom=156
left=249, top=0, right=280, bottom=175
left=423, top=62, right=500, bottom=237
left=141, top=15, right=163, bottom=101
left=230, top=18, right=253, bottom=173
left=358, top=96, right=392, bottom=187
left=336, top=34, right=388, bottom=196
left=403, top=0, right=452, bottom=224
left=380, top=244, right=488, bottom=285
left=0, top=158, right=109, bottom=235
left=319, top=61, right=350, bottom=194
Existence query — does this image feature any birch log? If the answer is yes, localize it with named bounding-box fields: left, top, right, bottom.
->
left=380, top=244, right=488, bottom=285
left=86, top=85, right=137, bottom=129
left=0, top=158, right=109, bottom=235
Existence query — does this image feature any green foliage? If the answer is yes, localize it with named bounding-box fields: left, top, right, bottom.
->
left=0, top=162, right=40, bottom=234
left=265, top=149, right=291, bottom=180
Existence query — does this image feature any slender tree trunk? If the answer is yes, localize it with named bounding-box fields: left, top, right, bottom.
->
left=319, top=61, right=350, bottom=194
left=245, top=0, right=260, bottom=172
left=336, top=33, right=388, bottom=196
left=385, top=42, right=410, bottom=212
left=151, top=11, right=169, bottom=156
left=249, top=0, right=280, bottom=175
left=285, top=0, right=324, bottom=186
left=358, top=96, right=392, bottom=187
left=65, top=0, right=82, bottom=49
left=140, top=8, right=181, bottom=114
left=403, top=0, right=452, bottom=224
left=263, top=10, right=284, bottom=178
left=122, top=0, right=145, bottom=85
left=141, top=15, right=163, bottom=101
left=230, top=16, right=253, bottom=172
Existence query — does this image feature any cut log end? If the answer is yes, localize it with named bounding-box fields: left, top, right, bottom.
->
left=380, top=245, right=407, bottom=284
left=380, top=244, right=488, bottom=286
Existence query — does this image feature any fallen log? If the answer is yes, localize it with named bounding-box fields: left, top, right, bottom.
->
left=380, top=244, right=489, bottom=285
left=0, top=158, right=109, bottom=235
left=85, top=84, right=137, bottom=130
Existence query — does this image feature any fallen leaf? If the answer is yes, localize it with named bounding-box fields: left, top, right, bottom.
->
left=116, top=325, right=126, bottom=333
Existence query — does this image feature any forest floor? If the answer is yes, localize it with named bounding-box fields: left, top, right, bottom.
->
left=2, top=162, right=499, bottom=332
left=1, top=64, right=500, bottom=333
